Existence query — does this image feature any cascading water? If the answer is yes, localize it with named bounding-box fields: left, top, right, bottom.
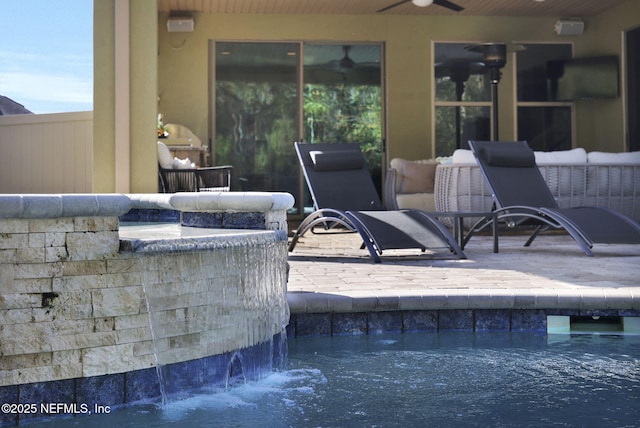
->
left=139, top=257, right=169, bottom=406
left=122, top=224, right=290, bottom=403
left=226, top=353, right=247, bottom=388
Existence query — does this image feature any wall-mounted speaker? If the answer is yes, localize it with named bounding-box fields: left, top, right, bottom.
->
left=167, top=17, right=194, bottom=33
left=554, top=18, right=584, bottom=36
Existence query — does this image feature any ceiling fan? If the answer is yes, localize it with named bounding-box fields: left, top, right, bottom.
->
left=305, top=45, right=381, bottom=84
left=337, top=45, right=355, bottom=70
left=378, top=0, right=464, bottom=13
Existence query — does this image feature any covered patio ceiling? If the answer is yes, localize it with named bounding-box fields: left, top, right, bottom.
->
left=158, top=0, right=627, bottom=17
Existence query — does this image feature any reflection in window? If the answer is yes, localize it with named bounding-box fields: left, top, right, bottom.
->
left=516, top=44, right=573, bottom=151
left=303, top=44, right=383, bottom=204
left=518, top=106, right=572, bottom=152
left=436, top=106, right=490, bottom=156
left=434, top=43, right=491, bottom=156
left=303, top=44, right=382, bottom=170
left=215, top=42, right=299, bottom=198
left=517, top=44, right=572, bottom=102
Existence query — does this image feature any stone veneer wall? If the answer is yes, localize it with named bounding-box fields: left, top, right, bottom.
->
left=0, top=193, right=294, bottom=425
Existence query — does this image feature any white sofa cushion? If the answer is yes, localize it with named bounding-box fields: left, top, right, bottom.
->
left=157, top=141, right=173, bottom=169
left=451, top=149, right=477, bottom=164
left=534, top=148, right=587, bottom=164
left=587, top=151, right=640, bottom=164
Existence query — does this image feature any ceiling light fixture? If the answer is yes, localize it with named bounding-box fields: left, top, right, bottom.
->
left=412, top=0, right=434, bottom=7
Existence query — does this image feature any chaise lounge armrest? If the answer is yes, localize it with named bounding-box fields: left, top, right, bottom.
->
left=383, top=168, right=400, bottom=210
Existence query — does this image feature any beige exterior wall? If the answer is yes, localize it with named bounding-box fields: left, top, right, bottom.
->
left=85, top=1, right=638, bottom=191
left=156, top=3, right=639, bottom=166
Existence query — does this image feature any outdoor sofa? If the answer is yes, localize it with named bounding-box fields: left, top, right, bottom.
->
left=386, top=147, right=640, bottom=225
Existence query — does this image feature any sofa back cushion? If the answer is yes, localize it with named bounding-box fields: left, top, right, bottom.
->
left=587, top=151, right=640, bottom=164
left=390, top=158, right=438, bottom=194
left=534, top=147, right=587, bottom=164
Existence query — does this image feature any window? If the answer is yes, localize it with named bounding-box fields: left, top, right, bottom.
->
left=516, top=44, right=573, bottom=151
left=213, top=42, right=383, bottom=216
left=434, top=42, right=492, bottom=156
left=214, top=42, right=299, bottom=201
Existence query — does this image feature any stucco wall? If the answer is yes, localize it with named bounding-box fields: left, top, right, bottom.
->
left=157, top=4, right=639, bottom=164
left=93, top=0, right=158, bottom=194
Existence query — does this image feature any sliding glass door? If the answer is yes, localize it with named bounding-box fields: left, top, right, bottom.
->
left=213, top=41, right=383, bottom=216
left=214, top=42, right=299, bottom=205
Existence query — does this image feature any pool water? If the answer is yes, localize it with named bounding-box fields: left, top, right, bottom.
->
left=27, top=332, right=640, bottom=427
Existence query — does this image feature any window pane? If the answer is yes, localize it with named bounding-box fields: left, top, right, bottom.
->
left=435, top=106, right=490, bottom=156
left=303, top=44, right=383, bottom=207
left=517, top=44, right=572, bottom=102
left=215, top=42, right=299, bottom=209
left=517, top=106, right=572, bottom=151
left=435, top=43, right=490, bottom=102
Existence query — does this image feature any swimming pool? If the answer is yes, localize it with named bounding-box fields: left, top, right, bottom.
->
left=25, top=332, right=640, bottom=427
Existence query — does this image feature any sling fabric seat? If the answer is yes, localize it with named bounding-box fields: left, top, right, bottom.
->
left=288, top=142, right=465, bottom=263
left=468, top=140, right=640, bottom=256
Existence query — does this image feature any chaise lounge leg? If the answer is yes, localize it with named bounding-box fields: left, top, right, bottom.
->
left=524, top=225, right=543, bottom=247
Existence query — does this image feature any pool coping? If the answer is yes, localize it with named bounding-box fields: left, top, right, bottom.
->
left=285, top=231, right=640, bottom=335
left=287, top=287, right=640, bottom=314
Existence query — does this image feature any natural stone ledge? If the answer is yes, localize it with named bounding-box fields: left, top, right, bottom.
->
left=0, top=194, right=131, bottom=219
left=127, top=192, right=295, bottom=213
left=0, top=192, right=295, bottom=219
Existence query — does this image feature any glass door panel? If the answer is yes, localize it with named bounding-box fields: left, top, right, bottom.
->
left=214, top=42, right=299, bottom=210
left=302, top=44, right=383, bottom=213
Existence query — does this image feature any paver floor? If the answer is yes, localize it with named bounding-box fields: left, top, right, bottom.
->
left=286, top=230, right=640, bottom=313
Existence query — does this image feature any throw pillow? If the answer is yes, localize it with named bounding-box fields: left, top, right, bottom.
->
left=173, top=157, right=195, bottom=169
left=392, top=159, right=438, bottom=194
left=157, top=141, right=173, bottom=169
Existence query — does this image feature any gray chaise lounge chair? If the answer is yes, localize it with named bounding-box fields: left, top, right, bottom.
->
left=468, top=140, right=640, bottom=256
left=288, top=142, right=465, bottom=263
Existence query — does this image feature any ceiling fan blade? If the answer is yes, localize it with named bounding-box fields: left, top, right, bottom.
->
left=377, top=0, right=411, bottom=13
left=433, top=0, right=464, bottom=12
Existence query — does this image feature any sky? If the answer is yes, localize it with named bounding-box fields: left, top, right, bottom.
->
left=0, top=0, right=93, bottom=114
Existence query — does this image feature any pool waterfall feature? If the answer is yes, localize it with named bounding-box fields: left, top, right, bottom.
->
left=0, top=192, right=293, bottom=426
